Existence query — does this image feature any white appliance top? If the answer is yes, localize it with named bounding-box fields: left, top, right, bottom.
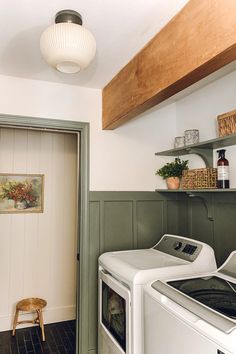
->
left=107, top=249, right=185, bottom=270
left=150, top=251, right=236, bottom=334
left=99, top=234, right=216, bottom=285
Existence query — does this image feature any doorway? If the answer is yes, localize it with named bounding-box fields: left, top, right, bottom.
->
left=0, top=114, right=90, bottom=354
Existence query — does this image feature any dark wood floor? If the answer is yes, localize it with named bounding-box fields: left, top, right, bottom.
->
left=0, top=320, right=76, bottom=354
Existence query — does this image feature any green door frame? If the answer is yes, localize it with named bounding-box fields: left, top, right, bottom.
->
left=0, top=114, right=90, bottom=354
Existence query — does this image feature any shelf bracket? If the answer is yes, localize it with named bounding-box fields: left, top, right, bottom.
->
left=185, top=148, right=213, bottom=167
left=186, top=192, right=214, bottom=221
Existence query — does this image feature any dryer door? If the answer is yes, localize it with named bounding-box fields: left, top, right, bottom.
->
left=99, top=269, right=131, bottom=354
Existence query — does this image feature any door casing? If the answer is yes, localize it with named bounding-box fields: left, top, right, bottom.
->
left=0, top=114, right=90, bottom=354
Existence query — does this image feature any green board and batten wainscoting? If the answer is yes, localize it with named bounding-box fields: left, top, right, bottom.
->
left=88, top=191, right=179, bottom=354
left=88, top=190, right=236, bottom=354
left=179, top=191, right=236, bottom=265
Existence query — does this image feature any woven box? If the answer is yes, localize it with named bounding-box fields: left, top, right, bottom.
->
left=182, top=168, right=217, bottom=190
left=217, top=109, right=236, bottom=137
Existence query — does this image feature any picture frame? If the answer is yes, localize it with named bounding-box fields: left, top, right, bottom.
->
left=0, top=174, right=44, bottom=213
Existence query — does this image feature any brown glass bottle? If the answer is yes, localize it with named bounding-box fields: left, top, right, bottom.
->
left=217, top=149, right=230, bottom=189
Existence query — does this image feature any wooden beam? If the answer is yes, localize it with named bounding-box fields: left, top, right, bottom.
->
left=102, top=0, right=236, bottom=130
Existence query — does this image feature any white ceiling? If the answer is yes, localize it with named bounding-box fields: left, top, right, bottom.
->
left=0, top=0, right=189, bottom=88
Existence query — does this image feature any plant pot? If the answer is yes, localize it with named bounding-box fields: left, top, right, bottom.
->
left=166, top=177, right=180, bottom=190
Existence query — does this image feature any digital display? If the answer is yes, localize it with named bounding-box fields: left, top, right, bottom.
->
left=182, top=244, right=197, bottom=255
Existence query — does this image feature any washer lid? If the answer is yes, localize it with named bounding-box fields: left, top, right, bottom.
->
left=218, top=251, right=236, bottom=279
left=152, top=279, right=236, bottom=334
left=167, top=276, right=236, bottom=321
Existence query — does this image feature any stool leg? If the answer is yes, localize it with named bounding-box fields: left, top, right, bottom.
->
left=38, top=310, right=45, bottom=341
left=12, top=309, right=19, bottom=336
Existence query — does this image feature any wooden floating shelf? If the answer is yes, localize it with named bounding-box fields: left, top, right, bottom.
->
left=156, top=187, right=236, bottom=220
left=155, top=134, right=236, bottom=157
left=155, top=134, right=236, bottom=167
left=156, top=189, right=236, bottom=193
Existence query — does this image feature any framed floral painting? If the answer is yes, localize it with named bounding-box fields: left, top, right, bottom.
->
left=0, top=174, right=44, bottom=213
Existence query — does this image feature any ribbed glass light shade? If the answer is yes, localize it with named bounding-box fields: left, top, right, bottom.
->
left=40, top=23, right=96, bottom=73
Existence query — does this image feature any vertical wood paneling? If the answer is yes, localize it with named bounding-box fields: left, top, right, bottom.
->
left=37, top=132, right=54, bottom=308
left=179, top=194, right=236, bottom=266
left=88, top=201, right=100, bottom=351
left=103, top=201, right=133, bottom=252
left=24, top=130, right=40, bottom=298
left=0, top=128, right=14, bottom=171
left=166, top=200, right=179, bottom=235
left=176, top=199, right=189, bottom=236
left=9, top=130, right=28, bottom=315
left=51, top=133, right=66, bottom=308
left=9, top=216, right=25, bottom=311
left=214, top=202, right=236, bottom=265
left=190, top=200, right=214, bottom=247
left=63, top=134, right=77, bottom=307
left=0, top=129, right=14, bottom=319
left=136, top=200, right=164, bottom=248
left=0, top=215, right=12, bottom=317
left=0, top=128, right=77, bottom=330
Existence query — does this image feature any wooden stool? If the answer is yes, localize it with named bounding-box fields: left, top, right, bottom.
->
left=12, top=298, right=47, bottom=341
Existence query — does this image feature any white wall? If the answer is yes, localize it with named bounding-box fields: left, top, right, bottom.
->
left=0, top=74, right=176, bottom=191
left=90, top=103, right=176, bottom=191
left=0, top=128, right=77, bottom=330
left=175, top=70, right=236, bottom=187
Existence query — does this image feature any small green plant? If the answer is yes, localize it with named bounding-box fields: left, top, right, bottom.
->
left=156, top=158, right=188, bottom=179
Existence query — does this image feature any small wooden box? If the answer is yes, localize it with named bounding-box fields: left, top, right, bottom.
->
left=182, top=168, right=217, bottom=190
left=217, top=109, right=236, bottom=137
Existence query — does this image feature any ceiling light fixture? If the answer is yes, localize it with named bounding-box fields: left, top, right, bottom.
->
left=40, top=10, right=96, bottom=74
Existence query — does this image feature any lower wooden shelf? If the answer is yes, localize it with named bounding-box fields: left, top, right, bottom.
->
left=155, top=189, right=236, bottom=193
left=156, top=188, right=236, bottom=221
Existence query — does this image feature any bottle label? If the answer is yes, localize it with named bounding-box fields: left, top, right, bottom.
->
left=217, top=166, right=229, bottom=180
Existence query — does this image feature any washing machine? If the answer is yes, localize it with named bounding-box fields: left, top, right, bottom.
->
left=98, top=233, right=217, bottom=354
left=144, top=251, right=236, bottom=354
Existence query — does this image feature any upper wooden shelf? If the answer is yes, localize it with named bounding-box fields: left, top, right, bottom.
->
left=155, top=133, right=236, bottom=156
left=155, top=134, right=236, bottom=167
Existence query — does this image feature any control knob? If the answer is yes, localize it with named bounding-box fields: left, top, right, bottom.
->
left=174, top=241, right=182, bottom=251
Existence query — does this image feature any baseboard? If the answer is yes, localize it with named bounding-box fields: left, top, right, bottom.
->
left=0, top=305, right=76, bottom=332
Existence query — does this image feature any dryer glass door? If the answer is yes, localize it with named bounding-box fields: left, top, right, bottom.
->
left=99, top=270, right=130, bottom=354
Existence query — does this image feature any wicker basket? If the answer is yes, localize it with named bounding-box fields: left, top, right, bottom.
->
left=217, top=109, right=236, bottom=137
left=182, top=168, right=217, bottom=190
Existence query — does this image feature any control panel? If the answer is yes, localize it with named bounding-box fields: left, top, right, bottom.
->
left=153, top=235, right=202, bottom=262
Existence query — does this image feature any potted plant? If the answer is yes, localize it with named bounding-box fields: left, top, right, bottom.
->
left=156, top=157, right=188, bottom=189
